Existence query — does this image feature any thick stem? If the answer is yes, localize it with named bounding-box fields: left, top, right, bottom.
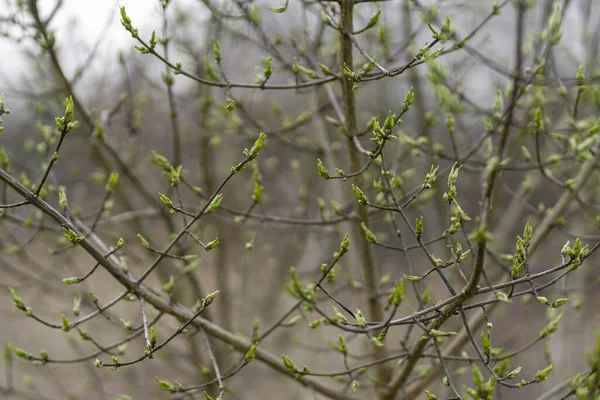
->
left=28, top=1, right=212, bottom=374
left=339, top=0, right=389, bottom=385
left=0, top=167, right=359, bottom=400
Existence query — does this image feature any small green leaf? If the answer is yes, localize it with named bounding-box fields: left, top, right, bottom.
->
left=281, top=354, right=297, bottom=373
left=360, top=222, right=378, bottom=244
left=535, top=364, right=554, bottom=382
left=403, top=274, right=421, bottom=283
left=205, top=238, right=219, bottom=251
left=245, top=344, right=257, bottom=363
left=355, top=309, right=366, bottom=327
left=551, top=298, right=569, bottom=308
left=155, top=377, right=176, bottom=393
left=506, top=366, right=522, bottom=380
left=351, top=184, right=368, bottom=205
left=317, top=159, right=330, bottom=179
left=269, top=5, right=287, bottom=13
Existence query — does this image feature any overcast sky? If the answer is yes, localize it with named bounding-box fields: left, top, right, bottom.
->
left=0, top=0, right=591, bottom=109
left=1, top=0, right=196, bottom=86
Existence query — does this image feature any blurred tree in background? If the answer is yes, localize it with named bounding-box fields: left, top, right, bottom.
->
left=1, top=0, right=600, bottom=399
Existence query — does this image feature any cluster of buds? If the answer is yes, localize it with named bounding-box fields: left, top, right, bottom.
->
left=55, top=96, right=78, bottom=134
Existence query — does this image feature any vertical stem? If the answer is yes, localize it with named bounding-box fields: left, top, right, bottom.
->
left=401, top=0, right=447, bottom=258
left=385, top=2, right=527, bottom=398
left=162, top=6, right=181, bottom=168
left=197, top=78, right=231, bottom=333
left=28, top=1, right=213, bottom=377
left=339, top=0, right=389, bottom=385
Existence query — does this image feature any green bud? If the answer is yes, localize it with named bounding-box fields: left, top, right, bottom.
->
left=351, top=184, right=368, bottom=205
left=89, top=292, right=98, bottom=303
left=269, top=4, right=287, bottom=12
left=424, top=390, right=438, bottom=400
left=205, top=237, right=219, bottom=251
left=471, top=364, right=484, bottom=391
left=448, top=162, right=461, bottom=187
left=496, top=291, right=511, bottom=303
left=540, top=312, right=563, bottom=338
left=72, top=294, right=82, bottom=316
left=457, top=248, right=471, bottom=262
left=383, top=110, right=396, bottom=133
left=149, top=30, right=158, bottom=49
left=137, top=233, right=150, bottom=248
left=332, top=306, right=347, bottom=324
left=158, top=192, right=175, bottom=212
left=244, top=132, right=267, bottom=160
left=119, top=6, right=138, bottom=37
left=61, top=314, right=71, bottom=332
left=9, top=288, right=25, bottom=310
left=511, top=259, right=524, bottom=280
left=402, top=87, right=414, bottom=113
left=576, top=65, right=585, bottom=87
left=58, top=186, right=68, bottom=210
left=361, top=222, right=378, bottom=244
left=320, top=11, right=334, bottom=27
left=355, top=309, right=366, bottom=327
left=415, top=216, right=424, bottom=237
left=63, top=227, right=85, bottom=244
left=77, top=328, right=90, bottom=340
left=365, top=9, right=381, bottom=30
left=150, top=151, right=172, bottom=172
left=225, top=98, right=236, bottom=112
left=330, top=200, right=342, bottom=215
left=281, top=354, right=297, bottom=373
left=64, top=96, right=74, bottom=123
left=561, top=241, right=571, bottom=257
left=573, top=238, right=582, bottom=256
left=229, top=339, right=249, bottom=366
left=213, top=38, right=221, bottom=62
left=429, top=329, right=457, bottom=338
left=149, top=327, right=157, bottom=347
left=155, top=377, right=176, bottom=393
left=506, top=366, right=522, bottom=380
left=318, top=63, right=332, bottom=76
left=10, top=344, right=32, bottom=360
left=170, top=166, right=182, bottom=186
left=521, top=146, right=531, bottom=161
left=288, top=267, right=303, bottom=297
left=388, top=280, right=405, bottom=307
left=403, top=274, right=421, bottom=283
left=163, top=276, right=175, bottom=294
left=206, top=194, right=223, bottom=213
left=551, top=298, right=569, bottom=308
left=481, top=331, right=491, bottom=357
left=523, top=222, right=532, bottom=248
left=535, top=364, right=554, bottom=382
left=297, top=65, right=318, bottom=79
left=423, top=165, right=439, bottom=189
left=317, top=159, right=329, bottom=179
left=203, top=392, right=214, bottom=400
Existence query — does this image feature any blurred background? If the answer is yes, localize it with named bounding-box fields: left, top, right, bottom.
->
left=1, top=0, right=600, bottom=399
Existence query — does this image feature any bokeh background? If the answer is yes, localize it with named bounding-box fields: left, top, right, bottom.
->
left=1, top=0, right=600, bottom=399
